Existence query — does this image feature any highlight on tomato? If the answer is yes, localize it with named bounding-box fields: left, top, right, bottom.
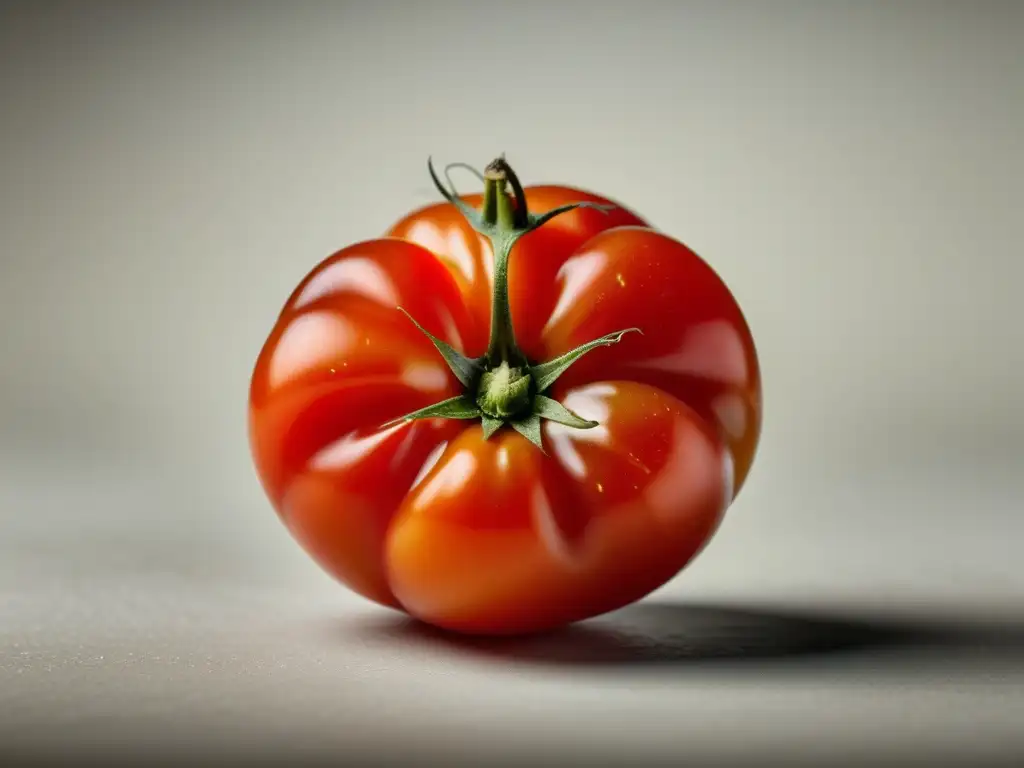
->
left=248, top=155, right=762, bottom=635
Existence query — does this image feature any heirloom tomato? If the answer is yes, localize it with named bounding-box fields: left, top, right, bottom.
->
left=249, top=156, right=761, bottom=635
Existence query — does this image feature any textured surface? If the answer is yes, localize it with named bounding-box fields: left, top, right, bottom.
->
left=2, top=1, right=1023, bottom=765
left=3, top=459, right=1023, bottom=766
left=4, top=578, right=1024, bottom=767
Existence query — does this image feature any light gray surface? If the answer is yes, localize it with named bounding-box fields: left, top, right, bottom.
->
left=2, top=2, right=1023, bottom=765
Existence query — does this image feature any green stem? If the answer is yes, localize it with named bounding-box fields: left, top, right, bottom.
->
left=480, top=159, right=528, bottom=367
left=483, top=157, right=528, bottom=228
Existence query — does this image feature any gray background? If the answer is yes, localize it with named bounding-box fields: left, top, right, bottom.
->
left=2, top=1, right=1022, bottom=765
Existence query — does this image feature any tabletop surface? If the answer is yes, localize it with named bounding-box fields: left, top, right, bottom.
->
left=3, top=458, right=1023, bottom=767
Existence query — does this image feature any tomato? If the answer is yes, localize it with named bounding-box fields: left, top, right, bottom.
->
left=249, top=157, right=761, bottom=635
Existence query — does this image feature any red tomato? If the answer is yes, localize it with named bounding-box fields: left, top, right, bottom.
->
left=249, top=158, right=761, bottom=635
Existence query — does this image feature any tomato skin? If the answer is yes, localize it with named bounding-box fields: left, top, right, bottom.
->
left=249, top=184, right=761, bottom=633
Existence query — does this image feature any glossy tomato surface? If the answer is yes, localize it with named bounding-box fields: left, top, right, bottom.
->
left=249, top=185, right=761, bottom=634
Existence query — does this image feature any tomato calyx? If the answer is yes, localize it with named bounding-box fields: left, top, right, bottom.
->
left=385, top=155, right=640, bottom=450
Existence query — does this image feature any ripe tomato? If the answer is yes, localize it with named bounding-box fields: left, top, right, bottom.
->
left=249, top=157, right=761, bottom=635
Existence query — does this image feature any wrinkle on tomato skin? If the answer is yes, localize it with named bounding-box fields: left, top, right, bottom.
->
left=249, top=304, right=462, bottom=505
left=383, top=382, right=732, bottom=636
left=249, top=377, right=465, bottom=609
left=387, top=186, right=649, bottom=360
left=250, top=379, right=454, bottom=505
left=279, top=418, right=459, bottom=610
left=539, top=226, right=762, bottom=495
left=382, top=427, right=581, bottom=632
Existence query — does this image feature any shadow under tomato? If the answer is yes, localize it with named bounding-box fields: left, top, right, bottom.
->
left=346, top=600, right=1024, bottom=668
